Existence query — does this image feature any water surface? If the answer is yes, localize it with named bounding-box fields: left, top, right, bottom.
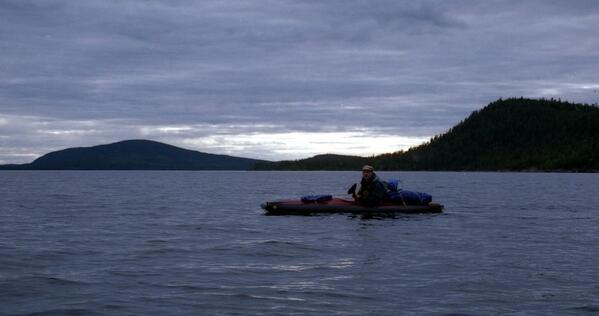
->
left=1, top=171, right=597, bottom=315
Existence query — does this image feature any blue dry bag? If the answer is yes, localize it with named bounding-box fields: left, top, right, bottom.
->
left=385, top=179, right=402, bottom=192
left=301, top=194, right=333, bottom=203
left=386, top=190, right=432, bottom=205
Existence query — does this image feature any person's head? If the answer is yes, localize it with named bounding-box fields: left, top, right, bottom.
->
left=361, top=165, right=374, bottom=180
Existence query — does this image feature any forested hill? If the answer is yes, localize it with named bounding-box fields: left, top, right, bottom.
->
left=2, top=99, right=597, bottom=171
left=0, top=140, right=266, bottom=170
left=255, top=154, right=369, bottom=171
left=256, top=98, right=599, bottom=171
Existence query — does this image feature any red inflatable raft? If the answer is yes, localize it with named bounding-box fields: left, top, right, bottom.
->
left=261, top=198, right=443, bottom=215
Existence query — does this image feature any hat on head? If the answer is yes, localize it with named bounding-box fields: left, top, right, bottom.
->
left=362, top=165, right=374, bottom=171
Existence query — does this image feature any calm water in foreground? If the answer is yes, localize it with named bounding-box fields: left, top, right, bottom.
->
left=1, top=171, right=598, bottom=315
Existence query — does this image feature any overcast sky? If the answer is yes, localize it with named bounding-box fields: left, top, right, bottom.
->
left=1, top=0, right=598, bottom=163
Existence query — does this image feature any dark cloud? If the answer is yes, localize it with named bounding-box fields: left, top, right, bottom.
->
left=1, top=0, right=598, bottom=162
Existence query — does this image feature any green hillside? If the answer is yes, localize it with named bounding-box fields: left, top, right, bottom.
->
left=257, top=98, right=599, bottom=171
left=0, top=139, right=266, bottom=170
left=254, top=154, right=368, bottom=170
left=2, top=98, right=597, bottom=171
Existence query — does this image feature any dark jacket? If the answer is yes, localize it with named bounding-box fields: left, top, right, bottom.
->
left=357, top=173, right=386, bottom=206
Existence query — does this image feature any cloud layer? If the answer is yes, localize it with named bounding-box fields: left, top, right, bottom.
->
left=1, top=0, right=598, bottom=163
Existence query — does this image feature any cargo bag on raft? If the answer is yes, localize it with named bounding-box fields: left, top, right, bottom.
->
left=301, top=194, right=333, bottom=203
left=385, top=179, right=402, bottom=192
left=386, top=191, right=432, bottom=205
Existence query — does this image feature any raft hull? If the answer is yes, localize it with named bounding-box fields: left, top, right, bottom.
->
left=261, top=198, right=443, bottom=215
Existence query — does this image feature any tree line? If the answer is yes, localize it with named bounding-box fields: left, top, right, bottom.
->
left=255, top=98, right=599, bottom=171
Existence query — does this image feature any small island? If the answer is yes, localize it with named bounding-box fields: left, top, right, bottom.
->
left=0, top=139, right=266, bottom=170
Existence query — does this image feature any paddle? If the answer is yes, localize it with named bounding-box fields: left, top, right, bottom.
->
left=346, top=183, right=358, bottom=201
left=347, top=183, right=357, bottom=195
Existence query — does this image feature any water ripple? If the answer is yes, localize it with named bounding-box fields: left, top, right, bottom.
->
left=1, top=171, right=597, bottom=315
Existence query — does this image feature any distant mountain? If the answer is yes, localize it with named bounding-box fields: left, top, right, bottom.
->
left=256, top=98, right=599, bottom=171
left=2, top=98, right=597, bottom=172
left=0, top=139, right=267, bottom=170
left=255, top=154, right=368, bottom=170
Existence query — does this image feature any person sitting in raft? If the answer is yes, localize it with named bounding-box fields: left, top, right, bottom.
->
left=353, top=165, right=386, bottom=206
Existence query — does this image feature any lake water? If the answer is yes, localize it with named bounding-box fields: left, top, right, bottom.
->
left=1, top=171, right=598, bottom=315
